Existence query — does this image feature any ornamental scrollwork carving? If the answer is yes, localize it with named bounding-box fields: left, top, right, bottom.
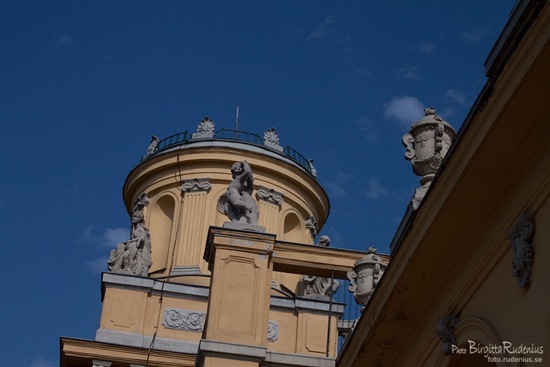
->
left=181, top=178, right=212, bottom=193
left=256, top=186, right=284, bottom=206
left=507, top=213, right=535, bottom=288
left=436, top=314, right=459, bottom=355
left=163, top=308, right=205, bottom=332
left=267, top=320, right=279, bottom=342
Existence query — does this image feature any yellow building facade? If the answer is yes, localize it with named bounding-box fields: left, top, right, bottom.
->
left=61, top=126, right=373, bottom=367
left=61, top=1, right=550, bottom=366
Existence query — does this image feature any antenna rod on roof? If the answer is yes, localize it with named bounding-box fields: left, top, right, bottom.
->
left=235, top=106, right=239, bottom=139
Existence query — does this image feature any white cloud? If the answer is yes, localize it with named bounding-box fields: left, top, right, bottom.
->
left=30, top=356, right=56, bottom=367
left=79, top=226, right=130, bottom=247
left=445, top=88, right=466, bottom=105
left=461, top=26, right=490, bottom=44
left=353, top=68, right=372, bottom=79
left=362, top=177, right=387, bottom=199
left=86, top=256, right=109, bottom=274
left=357, top=116, right=377, bottom=141
left=384, top=96, right=425, bottom=129
left=418, top=41, right=435, bottom=56
left=103, top=227, right=131, bottom=245
left=50, top=35, right=73, bottom=47
left=324, top=172, right=353, bottom=198
left=307, top=16, right=337, bottom=40
left=396, top=64, right=422, bottom=80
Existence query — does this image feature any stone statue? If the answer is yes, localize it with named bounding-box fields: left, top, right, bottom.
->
left=297, top=236, right=340, bottom=300
left=307, top=159, right=317, bottom=178
left=217, top=160, right=259, bottom=225
left=143, top=135, right=159, bottom=160
left=347, top=247, right=387, bottom=306
left=305, top=215, right=318, bottom=238
left=108, top=193, right=152, bottom=277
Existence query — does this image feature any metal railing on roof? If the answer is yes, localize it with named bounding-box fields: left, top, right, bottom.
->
left=144, top=128, right=315, bottom=177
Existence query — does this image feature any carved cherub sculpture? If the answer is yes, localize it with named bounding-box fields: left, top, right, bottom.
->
left=217, top=160, right=259, bottom=225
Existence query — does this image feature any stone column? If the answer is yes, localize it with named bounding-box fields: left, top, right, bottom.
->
left=197, top=227, right=276, bottom=367
left=174, top=178, right=211, bottom=276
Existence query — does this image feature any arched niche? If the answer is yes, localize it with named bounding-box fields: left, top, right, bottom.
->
left=436, top=317, right=507, bottom=367
left=282, top=210, right=303, bottom=243
left=148, top=193, right=177, bottom=274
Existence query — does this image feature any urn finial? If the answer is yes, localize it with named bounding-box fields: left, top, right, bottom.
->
left=402, top=107, right=456, bottom=209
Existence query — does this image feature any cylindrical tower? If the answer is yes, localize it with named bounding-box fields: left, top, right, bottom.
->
left=121, top=123, right=330, bottom=288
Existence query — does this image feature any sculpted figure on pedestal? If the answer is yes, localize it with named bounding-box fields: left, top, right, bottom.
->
left=217, top=160, right=259, bottom=225
left=142, top=135, right=159, bottom=160
left=108, top=193, right=152, bottom=277
left=297, top=236, right=339, bottom=300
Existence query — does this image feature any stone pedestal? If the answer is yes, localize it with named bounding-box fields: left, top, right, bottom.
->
left=197, top=227, right=276, bottom=367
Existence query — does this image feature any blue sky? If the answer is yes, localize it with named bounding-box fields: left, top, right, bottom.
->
left=1, top=1, right=516, bottom=366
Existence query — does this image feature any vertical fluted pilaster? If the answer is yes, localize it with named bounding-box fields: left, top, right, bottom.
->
left=174, top=178, right=211, bottom=275
left=256, top=186, right=284, bottom=234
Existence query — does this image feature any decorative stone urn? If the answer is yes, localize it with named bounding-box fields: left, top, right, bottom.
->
left=347, top=247, right=387, bottom=306
left=402, top=107, right=455, bottom=209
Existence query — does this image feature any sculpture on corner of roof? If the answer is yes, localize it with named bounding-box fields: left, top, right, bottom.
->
left=296, top=236, right=340, bottom=301
left=347, top=247, right=387, bottom=306
left=142, top=135, right=159, bottom=160
left=402, top=107, right=456, bottom=209
left=107, top=193, right=152, bottom=277
left=217, top=160, right=259, bottom=225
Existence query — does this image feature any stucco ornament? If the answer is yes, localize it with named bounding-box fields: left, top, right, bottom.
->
left=264, top=127, right=280, bottom=145
left=197, top=116, right=215, bottom=134
left=181, top=177, right=211, bottom=193
left=267, top=320, right=279, bottom=342
left=263, top=127, right=283, bottom=152
left=507, top=213, right=535, bottom=288
left=163, top=308, right=205, bottom=332
left=297, top=236, right=340, bottom=300
left=192, top=116, right=215, bottom=139
left=217, top=160, right=259, bottom=225
left=142, top=135, right=159, bottom=160
left=256, top=186, right=284, bottom=205
left=436, top=314, right=459, bottom=355
left=107, top=193, right=152, bottom=277
left=347, top=247, right=387, bottom=306
left=402, top=107, right=455, bottom=209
